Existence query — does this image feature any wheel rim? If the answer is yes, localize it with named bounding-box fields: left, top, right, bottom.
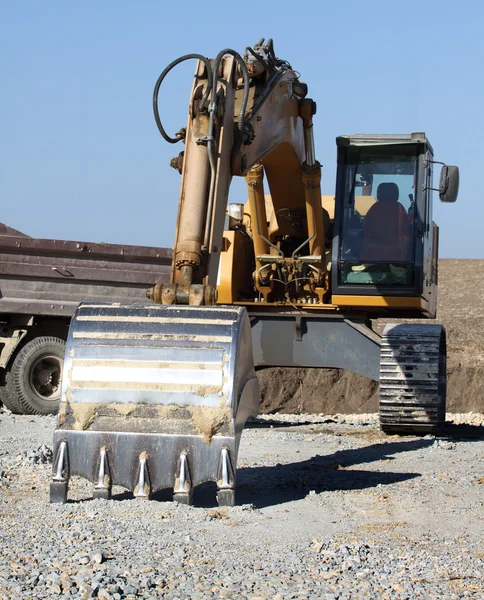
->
left=30, top=354, right=64, bottom=401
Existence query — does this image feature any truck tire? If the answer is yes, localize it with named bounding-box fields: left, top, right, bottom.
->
left=0, top=383, right=24, bottom=414
left=6, top=336, right=65, bottom=415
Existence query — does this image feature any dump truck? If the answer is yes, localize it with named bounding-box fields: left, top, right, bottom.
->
left=0, top=221, right=171, bottom=414
left=51, top=38, right=458, bottom=506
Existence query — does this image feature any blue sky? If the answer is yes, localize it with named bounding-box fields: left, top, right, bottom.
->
left=0, top=1, right=482, bottom=258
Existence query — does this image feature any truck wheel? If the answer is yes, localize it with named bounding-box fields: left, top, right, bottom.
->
left=0, top=383, right=24, bottom=414
left=6, top=337, right=65, bottom=415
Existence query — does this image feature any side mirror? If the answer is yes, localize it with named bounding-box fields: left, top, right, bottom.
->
left=439, top=165, right=459, bottom=203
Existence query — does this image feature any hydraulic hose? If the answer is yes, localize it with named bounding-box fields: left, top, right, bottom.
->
left=153, top=53, right=213, bottom=144
left=203, top=49, right=251, bottom=249
left=210, top=48, right=250, bottom=134
left=153, top=48, right=252, bottom=250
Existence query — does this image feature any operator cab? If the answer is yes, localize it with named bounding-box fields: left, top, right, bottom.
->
left=331, top=133, right=458, bottom=317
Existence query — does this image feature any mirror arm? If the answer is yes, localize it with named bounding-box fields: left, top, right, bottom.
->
left=423, top=159, right=446, bottom=168
left=422, top=159, right=450, bottom=194
left=423, top=159, right=458, bottom=204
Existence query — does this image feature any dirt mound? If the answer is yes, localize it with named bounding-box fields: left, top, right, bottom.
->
left=260, top=259, right=484, bottom=415
left=258, top=368, right=378, bottom=414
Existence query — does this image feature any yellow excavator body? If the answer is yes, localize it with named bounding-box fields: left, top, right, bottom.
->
left=51, top=39, right=459, bottom=506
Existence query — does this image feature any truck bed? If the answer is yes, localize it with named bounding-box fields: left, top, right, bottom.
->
left=0, top=224, right=172, bottom=317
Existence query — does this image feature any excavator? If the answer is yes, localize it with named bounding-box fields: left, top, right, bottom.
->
left=50, top=39, right=459, bottom=506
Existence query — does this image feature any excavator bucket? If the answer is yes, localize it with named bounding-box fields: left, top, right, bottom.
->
left=50, top=302, right=260, bottom=506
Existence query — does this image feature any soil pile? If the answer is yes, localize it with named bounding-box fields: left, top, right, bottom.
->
left=259, top=259, right=484, bottom=414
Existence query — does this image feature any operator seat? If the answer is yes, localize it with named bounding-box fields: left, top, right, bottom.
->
left=360, top=182, right=409, bottom=262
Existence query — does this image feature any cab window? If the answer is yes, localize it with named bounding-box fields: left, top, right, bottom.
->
left=339, top=145, right=418, bottom=286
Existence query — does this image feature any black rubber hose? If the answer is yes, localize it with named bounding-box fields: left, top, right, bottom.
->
left=203, top=48, right=251, bottom=249
left=153, top=53, right=213, bottom=144
left=211, top=48, right=250, bottom=132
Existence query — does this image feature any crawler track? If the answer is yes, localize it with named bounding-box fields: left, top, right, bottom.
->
left=379, top=324, right=446, bottom=435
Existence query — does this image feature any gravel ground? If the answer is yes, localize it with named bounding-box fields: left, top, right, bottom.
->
left=0, top=409, right=483, bottom=599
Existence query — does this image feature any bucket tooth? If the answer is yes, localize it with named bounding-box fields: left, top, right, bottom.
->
left=173, top=452, right=193, bottom=505
left=217, top=488, right=235, bottom=507
left=133, top=452, right=151, bottom=500
left=50, top=441, right=69, bottom=504
left=217, top=447, right=235, bottom=506
left=93, top=447, right=111, bottom=500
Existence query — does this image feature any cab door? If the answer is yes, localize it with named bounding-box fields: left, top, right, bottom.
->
left=420, top=150, right=436, bottom=306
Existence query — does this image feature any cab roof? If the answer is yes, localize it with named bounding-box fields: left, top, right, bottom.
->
left=336, top=132, right=433, bottom=155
